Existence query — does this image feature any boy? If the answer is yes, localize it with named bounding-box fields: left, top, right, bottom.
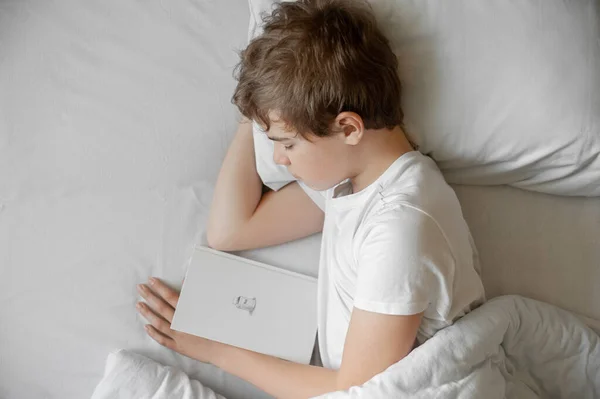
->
left=136, top=0, right=485, bottom=397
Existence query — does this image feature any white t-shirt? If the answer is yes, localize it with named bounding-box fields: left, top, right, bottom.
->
left=300, top=151, right=485, bottom=370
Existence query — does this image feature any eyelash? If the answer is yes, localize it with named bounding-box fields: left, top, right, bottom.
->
left=284, top=144, right=294, bottom=151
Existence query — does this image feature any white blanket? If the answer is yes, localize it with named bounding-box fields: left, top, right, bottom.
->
left=319, top=295, right=600, bottom=398
left=92, top=296, right=600, bottom=399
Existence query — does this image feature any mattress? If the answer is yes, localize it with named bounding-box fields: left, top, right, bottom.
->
left=0, top=1, right=598, bottom=399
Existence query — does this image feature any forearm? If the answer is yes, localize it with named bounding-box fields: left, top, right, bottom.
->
left=210, top=343, right=339, bottom=399
left=207, top=120, right=263, bottom=248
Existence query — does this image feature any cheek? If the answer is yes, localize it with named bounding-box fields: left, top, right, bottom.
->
left=297, top=148, right=325, bottom=168
left=291, top=140, right=347, bottom=183
left=299, top=150, right=341, bottom=178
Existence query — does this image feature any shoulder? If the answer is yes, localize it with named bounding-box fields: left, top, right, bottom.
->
left=382, top=153, right=453, bottom=208
left=358, top=151, right=454, bottom=248
left=358, top=153, right=462, bottom=247
left=355, top=204, right=452, bottom=263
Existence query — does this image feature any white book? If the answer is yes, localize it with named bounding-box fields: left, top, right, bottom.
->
left=171, top=246, right=318, bottom=365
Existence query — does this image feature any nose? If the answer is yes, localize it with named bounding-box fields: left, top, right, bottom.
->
left=273, top=143, right=291, bottom=166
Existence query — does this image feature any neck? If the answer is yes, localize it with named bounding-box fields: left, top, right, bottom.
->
left=349, top=126, right=414, bottom=193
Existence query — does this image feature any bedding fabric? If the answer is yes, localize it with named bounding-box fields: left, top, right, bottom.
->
left=91, top=350, right=226, bottom=399
left=249, top=0, right=600, bottom=196
left=319, top=295, right=600, bottom=399
left=452, top=185, right=600, bottom=330
left=92, top=295, right=600, bottom=399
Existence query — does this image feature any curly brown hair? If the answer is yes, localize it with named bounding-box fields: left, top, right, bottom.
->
left=232, top=0, right=404, bottom=138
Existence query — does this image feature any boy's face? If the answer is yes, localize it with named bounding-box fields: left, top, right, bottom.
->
left=264, top=113, right=352, bottom=191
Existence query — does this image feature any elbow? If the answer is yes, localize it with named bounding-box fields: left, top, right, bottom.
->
left=335, top=372, right=373, bottom=394
left=334, top=372, right=351, bottom=393
left=206, top=230, right=230, bottom=252
left=335, top=380, right=354, bottom=394
left=206, top=228, right=239, bottom=252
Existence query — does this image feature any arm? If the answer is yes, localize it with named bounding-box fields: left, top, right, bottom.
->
left=211, top=309, right=422, bottom=398
left=206, top=120, right=323, bottom=251
left=337, top=308, right=422, bottom=388
left=137, top=279, right=422, bottom=399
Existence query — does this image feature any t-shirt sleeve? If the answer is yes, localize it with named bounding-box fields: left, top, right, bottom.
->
left=353, top=206, right=455, bottom=316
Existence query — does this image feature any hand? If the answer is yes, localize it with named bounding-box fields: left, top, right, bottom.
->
left=136, top=277, right=217, bottom=364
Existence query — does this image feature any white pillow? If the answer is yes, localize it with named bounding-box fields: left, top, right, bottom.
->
left=248, top=0, right=600, bottom=196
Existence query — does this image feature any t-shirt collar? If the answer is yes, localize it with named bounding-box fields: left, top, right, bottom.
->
left=329, top=151, right=419, bottom=209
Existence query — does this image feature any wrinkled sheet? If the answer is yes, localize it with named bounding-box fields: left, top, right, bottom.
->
left=91, top=350, right=226, bottom=399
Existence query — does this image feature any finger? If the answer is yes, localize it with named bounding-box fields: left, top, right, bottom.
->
left=145, top=324, right=176, bottom=350
left=148, top=277, right=180, bottom=308
left=137, top=284, right=175, bottom=323
left=137, top=302, right=173, bottom=337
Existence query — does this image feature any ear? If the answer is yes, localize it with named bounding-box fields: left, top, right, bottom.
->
left=334, top=112, right=364, bottom=146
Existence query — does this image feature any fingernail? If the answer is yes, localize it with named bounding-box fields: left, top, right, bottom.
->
left=149, top=277, right=156, bottom=286
left=137, top=284, right=145, bottom=293
left=136, top=302, right=143, bottom=310
left=144, top=325, right=151, bottom=331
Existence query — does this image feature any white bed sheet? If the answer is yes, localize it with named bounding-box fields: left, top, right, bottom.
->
left=452, top=185, right=600, bottom=331
left=0, top=1, right=282, bottom=398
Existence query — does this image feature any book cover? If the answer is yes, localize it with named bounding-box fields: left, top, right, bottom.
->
left=171, top=246, right=318, bottom=364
